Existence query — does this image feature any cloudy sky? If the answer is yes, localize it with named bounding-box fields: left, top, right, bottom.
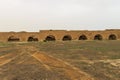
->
left=0, top=0, right=120, bottom=32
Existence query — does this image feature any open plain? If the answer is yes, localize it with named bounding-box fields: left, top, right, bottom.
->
left=0, top=41, right=120, bottom=80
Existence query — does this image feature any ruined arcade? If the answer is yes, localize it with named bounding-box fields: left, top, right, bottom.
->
left=0, top=29, right=120, bottom=42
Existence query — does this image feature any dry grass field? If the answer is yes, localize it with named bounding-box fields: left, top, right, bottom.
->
left=0, top=41, right=120, bottom=80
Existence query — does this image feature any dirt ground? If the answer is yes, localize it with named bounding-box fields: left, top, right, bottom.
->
left=0, top=41, right=120, bottom=80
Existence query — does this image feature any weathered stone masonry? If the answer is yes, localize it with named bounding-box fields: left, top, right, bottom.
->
left=0, top=29, right=120, bottom=42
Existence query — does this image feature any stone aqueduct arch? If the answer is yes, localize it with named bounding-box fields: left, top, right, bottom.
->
left=108, top=34, right=117, bottom=40
left=79, top=34, right=87, bottom=40
left=62, top=35, right=72, bottom=41
left=27, top=36, right=38, bottom=42
left=94, top=34, right=103, bottom=40
left=8, top=36, right=20, bottom=42
left=45, top=35, right=56, bottom=41
left=0, top=29, right=119, bottom=42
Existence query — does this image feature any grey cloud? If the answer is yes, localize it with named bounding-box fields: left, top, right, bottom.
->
left=0, top=0, right=120, bottom=31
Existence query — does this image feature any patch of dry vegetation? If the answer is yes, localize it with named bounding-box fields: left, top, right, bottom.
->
left=37, top=41, right=120, bottom=80
left=0, top=41, right=120, bottom=80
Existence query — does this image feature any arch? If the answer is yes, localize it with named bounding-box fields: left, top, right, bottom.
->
left=45, top=35, right=56, bottom=41
left=27, top=36, right=38, bottom=42
left=62, top=35, right=72, bottom=41
left=79, top=35, right=87, bottom=40
left=94, top=34, right=103, bottom=40
left=8, top=36, right=20, bottom=42
left=109, top=34, right=117, bottom=40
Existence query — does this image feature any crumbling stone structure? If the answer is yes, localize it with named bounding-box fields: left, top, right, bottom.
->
left=0, top=29, right=120, bottom=42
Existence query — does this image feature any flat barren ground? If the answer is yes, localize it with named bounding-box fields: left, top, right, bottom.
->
left=0, top=41, right=120, bottom=80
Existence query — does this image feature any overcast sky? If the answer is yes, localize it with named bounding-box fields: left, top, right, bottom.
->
left=0, top=0, right=120, bottom=32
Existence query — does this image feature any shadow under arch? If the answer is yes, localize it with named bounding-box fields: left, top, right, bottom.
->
left=27, top=36, right=38, bottom=42
left=79, top=35, right=87, bottom=40
left=45, top=35, right=56, bottom=41
left=62, top=35, right=72, bottom=41
left=109, top=34, right=117, bottom=40
left=94, top=34, right=103, bottom=40
left=8, top=36, right=20, bottom=42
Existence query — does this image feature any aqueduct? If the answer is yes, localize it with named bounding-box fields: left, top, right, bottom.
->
left=0, top=29, right=120, bottom=42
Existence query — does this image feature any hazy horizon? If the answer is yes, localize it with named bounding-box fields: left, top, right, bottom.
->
left=0, top=0, right=120, bottom=32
